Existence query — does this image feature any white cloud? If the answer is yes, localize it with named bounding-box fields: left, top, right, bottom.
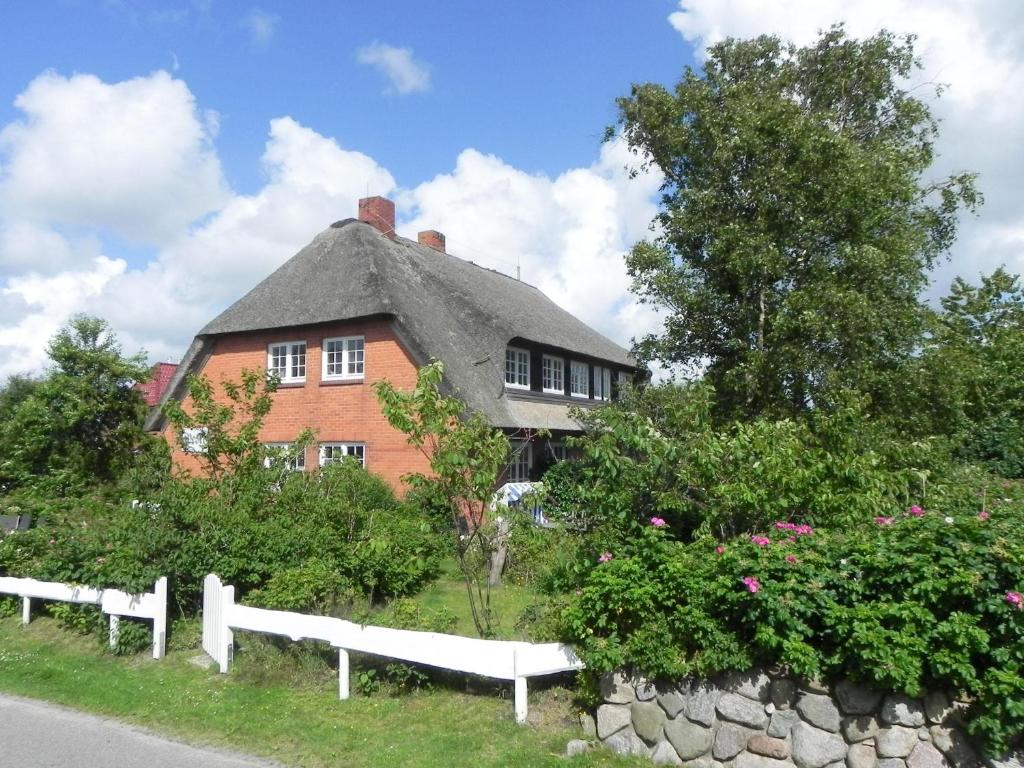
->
left=0, top=70, right=227, bottom=247
left=242, top=8, right=278, bottom=47
left=0, top=70, right=662, bottom=380
left=357, top=42, right=432, bottom=95
left=400, top=137, right=663, bottom=348
left=667, top=0, right=1024, bottom=296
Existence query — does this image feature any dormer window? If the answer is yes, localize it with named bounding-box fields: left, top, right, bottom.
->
left=542, top=355, right=564, bottom=394
left=594, top=366, right=612, bottom=401
left=268, top=341, right=306, bottom=383
left=570, top=361, right=589, bottom=398
left=505, top=347, right=530, bottom=389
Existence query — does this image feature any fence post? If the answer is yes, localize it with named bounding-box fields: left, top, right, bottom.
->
left=152, top=577, right=167, bottom=660
left=220, top=584, right=234, bottom=674
left=108, top=615, right=120, bottom=649
left=513, top=647, right=528, bottom=725
left=21, top=596, right=30, bottom=625
left=338, top=649, right=350, bottom=700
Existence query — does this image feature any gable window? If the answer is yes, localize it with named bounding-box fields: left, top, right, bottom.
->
left=594, top=366, right=612, bottom=401
left=570, top=361, right=589, bottom=398
left=264, top=443, right=306, bottom=472
left=181, top=427, right=207, bottom=454
left=505, top=347, right=530, bottom=389
left=507, top=441, right=532, bottom=482
left=541, top=355, right=564, bottom=394
left=323, top=336, right=365, bottom=380
left=267, top=341, right=306, bottom=383
left=319, top=442, right=366, bottom=468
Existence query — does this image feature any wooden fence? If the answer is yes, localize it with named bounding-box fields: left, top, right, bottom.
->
left=0, top=575, right=167, bottom=659
left=201, top=573, right=582, bottom=723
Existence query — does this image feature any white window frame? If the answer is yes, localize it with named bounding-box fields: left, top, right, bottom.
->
left=541, top=355, right=564, bottom=394
left=319, top=442, right=366, bottom=468
left=507, top=441, right=532, bottom=482
left=267, top=341, right=307, bottom=384
left=264, top=443, right=306, bottom=472
left=594, top=366, right=612, bottom=402
left=570, top=360, right=589, bottom=398
left=505, top=347, right=530, bottom=390
left=322, top=335, right=365, bottom=381
left=616, top=370, right=630, bottom=398
left=181, top=427, right=208, bottom=454
left=547, top=442, right=568, bottom=462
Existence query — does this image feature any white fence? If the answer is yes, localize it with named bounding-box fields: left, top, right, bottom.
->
left=0, top=575, right=167, bottom=660
left=202, top=573, right=582, bottom=723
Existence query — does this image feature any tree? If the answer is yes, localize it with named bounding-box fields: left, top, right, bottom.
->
left=0, top=315, right=151, bottom=492
left=374, top=361, right=510, bottom=637
left=615, top=26, right=979, bottom=420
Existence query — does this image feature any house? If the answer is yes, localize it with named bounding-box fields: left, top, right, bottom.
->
left=136, top=362, right=179, bottom=407
left=146, top=196, right=639, bottom=491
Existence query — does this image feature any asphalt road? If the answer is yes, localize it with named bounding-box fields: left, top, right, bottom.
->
left=0, top=694, right=283, bottom=768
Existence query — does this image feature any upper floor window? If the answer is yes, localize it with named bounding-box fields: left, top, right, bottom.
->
left=323, top=336, right=365, bottom=380
left=264, top=443, right=306, bottom=472
left=570, top=361, right=589, bottom=398
left=268, top=341, right=306, bottom=383
left=505, top=347, right=530, bottom=389
left=594, top=366, right=612, bottom=401
left=319, top=442, right=366, bottom=468
left=181, top=427, right=207, bottom=454
left=542, top=355, right=564, bottom=394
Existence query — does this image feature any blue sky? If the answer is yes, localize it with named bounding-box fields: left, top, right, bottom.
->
left=1, top=1, right=690, bottom=198
left=0, top=1, right=1021, bottom=376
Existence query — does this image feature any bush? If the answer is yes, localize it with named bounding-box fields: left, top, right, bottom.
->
left=502, top=510, right=578, bottom=587
left=0, top=459, right=442, bottom=619
left=558, top=495, right=1024, bottom=753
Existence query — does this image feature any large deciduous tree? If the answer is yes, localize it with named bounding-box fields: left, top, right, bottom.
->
left=616, top=26, right=979, bottom=420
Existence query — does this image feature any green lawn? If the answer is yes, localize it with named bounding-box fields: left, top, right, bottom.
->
left=0, top=615, right=642, bottom=768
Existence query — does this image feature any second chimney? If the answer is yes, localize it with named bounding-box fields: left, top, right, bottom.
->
left=358, top=196, right=396, bottom=239
left=417, top=230, right=446, bottom=253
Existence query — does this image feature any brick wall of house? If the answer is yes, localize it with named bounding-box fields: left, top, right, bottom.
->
left=163, top=317, right=432, bottom=493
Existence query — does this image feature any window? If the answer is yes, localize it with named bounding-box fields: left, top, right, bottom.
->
left=570, top=361, right=589, bottom=398
left=319, top=443, right=366, bottom=468
left=323, top=336, right=365, bottom=380
left=264, top=443, right=306, bottom=472
left=267, top=341, right=306, bottom=383
left=505, top=347, right=530, bottom=389
left=594, top=366, right=612, bottom=401
left=181, top=427, right=207, bottom=454
left=547, top=442, right=568, bottom=462
left=541, top=355, right=564, bottom=394
left=616, top=371, right=631, bottom=399
left=507, top=441, right=532, bottom=482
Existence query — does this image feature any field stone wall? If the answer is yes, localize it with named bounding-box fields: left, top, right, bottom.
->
left=577, top=669, right=1008, bottom=768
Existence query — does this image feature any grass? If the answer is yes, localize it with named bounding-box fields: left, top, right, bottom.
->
left=0, top=614, right=644, bottom=768
left=408, top=559, right=542, bottom=639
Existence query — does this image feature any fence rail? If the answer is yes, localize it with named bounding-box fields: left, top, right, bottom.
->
left=0, top=575, right=167, bottom=659
left=201, top=573, right=582, bottom=723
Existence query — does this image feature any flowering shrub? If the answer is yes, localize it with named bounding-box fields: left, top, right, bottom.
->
left=557, top=495, right=1024, bottom=753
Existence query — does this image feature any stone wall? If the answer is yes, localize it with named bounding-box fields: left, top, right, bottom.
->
left=578, top=670, right=987, bottom=768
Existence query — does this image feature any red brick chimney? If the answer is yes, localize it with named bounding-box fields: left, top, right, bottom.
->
left=417, top=230, right=446, bottom=252
left=358, top=196, right=396, bottom=239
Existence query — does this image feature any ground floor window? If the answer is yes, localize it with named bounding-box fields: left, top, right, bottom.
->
left=319, top=443, right=366, bottom=468
left=507, top=441, right=532, bottom=482
left=264, top=443, right=306, bottom=472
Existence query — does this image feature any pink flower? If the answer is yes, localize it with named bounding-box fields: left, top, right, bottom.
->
left=775, top=521, right=794, bottom=531
left=598, top=551, right=613, bottom=564
left=742, top=576, right=761, bottom=593
left=908, top=505, right=925, bottom=518
left=1006, top=591, right=1023, bottom=609
left=785, top=555, right=797, bottom=564
left=786, top=536, right=797, bottom=544
left=715, top=546, right=725, bottom=555
left=874, top=516, right=894, bottom=526
left=650, top=517, right=666, bottom=528
left=794, top=524, right=813, bottom=536
left=750, top=535, right=772, bottom=547
left=978, top=511, right=990, bottom=521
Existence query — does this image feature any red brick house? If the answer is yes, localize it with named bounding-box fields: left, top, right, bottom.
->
left=146, top=196, right=639, bottom=492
